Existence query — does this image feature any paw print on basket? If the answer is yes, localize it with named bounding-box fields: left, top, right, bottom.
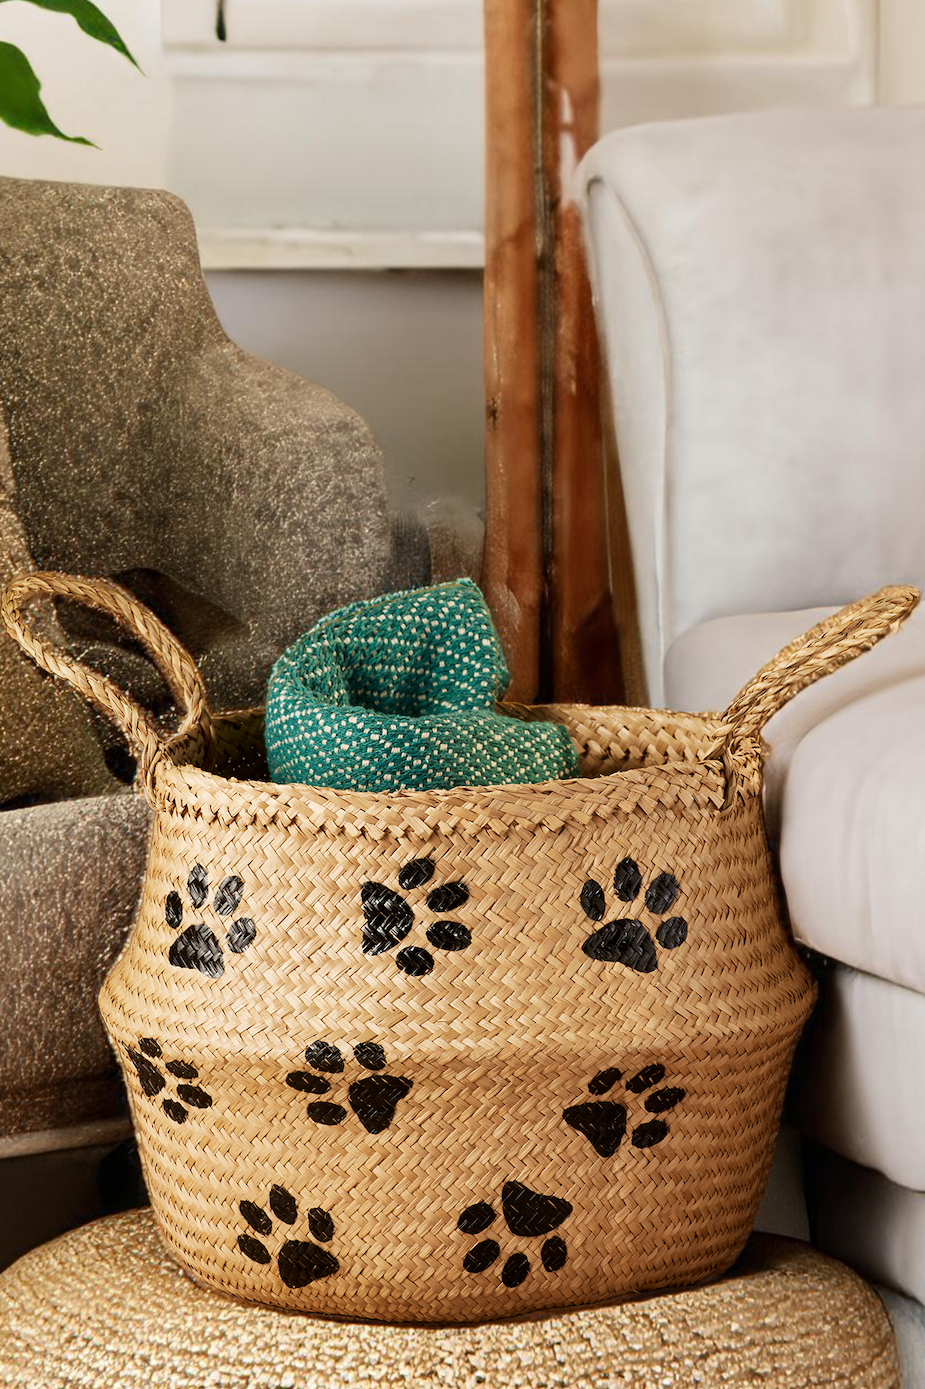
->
left=458, top=1181, right=572, bottom=1289
left=237, top=1185, right=339, bottom=1289
left=361, top=857, right=471, bottom=976
left=563, top=1063, right=685, bottom=1157
left=285, top=1039, right=413, bottom=1134
left=165, top=865, right=256, bottom=978
left=124, top=1037, right=213, bottom=1125
left=580, top=857, right=688, bottom=972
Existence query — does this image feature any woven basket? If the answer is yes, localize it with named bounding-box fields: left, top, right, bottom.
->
left=2, top=573, right=917, bottom=1325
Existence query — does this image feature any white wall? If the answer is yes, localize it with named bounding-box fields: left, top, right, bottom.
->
left=0, top=0, right=921, bottom=517
left=0, top=0, right=916, bottom=236
left=205, top=269, right=485, bottom=514
left=0, top=0, right=167, bottom=185
left=879, top=0, right=925, bottom=101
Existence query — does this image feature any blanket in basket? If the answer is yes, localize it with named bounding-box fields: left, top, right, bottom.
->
left=264, top=579, right=580, bottom=792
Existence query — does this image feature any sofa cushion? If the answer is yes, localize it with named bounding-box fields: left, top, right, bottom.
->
left=780, top=678, right=925, bottom=995
left=798, top=965, right=925, bottom=1191
left=665, top=605, right=925, bottom=991
left=877, top=1286, right=925, bottom=1389
left=812, top=1147, right=925, bottom=1308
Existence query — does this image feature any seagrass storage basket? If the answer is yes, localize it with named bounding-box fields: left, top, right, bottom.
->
left=3, top=573, right=917, bottom=1325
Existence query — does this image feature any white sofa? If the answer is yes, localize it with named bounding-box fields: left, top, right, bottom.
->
left=578, top=106, right=925, bottom=1384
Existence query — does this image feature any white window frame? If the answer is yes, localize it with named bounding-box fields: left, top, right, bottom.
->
left=162, top=0, right=878, bottom=272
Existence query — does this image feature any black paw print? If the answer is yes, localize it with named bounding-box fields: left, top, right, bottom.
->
left=166, top=864, right=256, bottom=979
left=458, top=1181, right=572, bottom=1289
left=125, top=1037, right=213, bottom=1125
left=361, top=857, right=471, bottom=976
left=285, top=1040, right=413, bottom=1135
left=563, top=1062, right=685, bottom=1157
left=580, top=857, right=687, bottom=972
left=237, top=1185, right=339, bottom=1289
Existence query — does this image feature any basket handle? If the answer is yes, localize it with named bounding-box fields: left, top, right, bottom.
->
left=719, top=584, right=920, bottom=759
left=0, top=571, right=212, bottom=802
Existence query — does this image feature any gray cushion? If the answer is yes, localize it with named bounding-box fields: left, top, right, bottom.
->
left=0, top=793, right=149, bottom=1141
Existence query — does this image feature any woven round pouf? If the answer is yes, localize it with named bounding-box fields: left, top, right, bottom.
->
left=0, top=1212, right=899, bottom=1389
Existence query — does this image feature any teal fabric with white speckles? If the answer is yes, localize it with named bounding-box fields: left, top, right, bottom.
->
left=265, top=579, right=580, bottom=792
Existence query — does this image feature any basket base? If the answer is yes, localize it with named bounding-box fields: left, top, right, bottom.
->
left=0, top=1209, right=899, bottom=1388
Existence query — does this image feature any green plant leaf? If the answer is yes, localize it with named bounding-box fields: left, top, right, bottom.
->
left=0, top=40, right=93, bottom=142
left=0, top=0, right=139, bottom=68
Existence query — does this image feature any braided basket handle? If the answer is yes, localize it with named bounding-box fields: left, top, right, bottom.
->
left=0, top=571, right=212, bottom=802
left=720, top=585, right=920, bottom=759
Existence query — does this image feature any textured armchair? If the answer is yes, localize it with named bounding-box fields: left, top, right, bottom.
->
left=0, top=177, right=464, bottom=1264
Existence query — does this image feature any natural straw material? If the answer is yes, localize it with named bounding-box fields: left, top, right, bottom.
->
left=0, top=1212, right=901, bottom=1389
left=1, top=573, right=918, bottom=1324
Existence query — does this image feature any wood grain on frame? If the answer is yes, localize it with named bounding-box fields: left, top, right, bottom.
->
left=544, top=0, right=623, bottom=703
left=482, top=0, right=544, bottom=702
left=482, top=0, right=623, bottom=703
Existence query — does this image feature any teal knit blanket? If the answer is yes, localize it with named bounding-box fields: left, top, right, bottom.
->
left=265, top=579, right=580, bottom=792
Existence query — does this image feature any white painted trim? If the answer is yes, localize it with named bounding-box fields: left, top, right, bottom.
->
left=599, top=0, right=794, bottom=56
left=879, top=0, right=925, bottom=101
left=162, top=0, right=482, bottom=51
left=165, top=48, right=480, bottom=82
left=164, top=0, right=861, bottom=57
left=164, top=0, right=877, bottom=272
left=198, top=227, right=485, bottom=271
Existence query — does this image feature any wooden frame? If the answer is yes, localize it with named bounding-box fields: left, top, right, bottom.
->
left=482, top=0, right=624, bottom=703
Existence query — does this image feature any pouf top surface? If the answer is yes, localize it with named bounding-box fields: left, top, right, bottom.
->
left=0, top=1210, right=899, bottom=1389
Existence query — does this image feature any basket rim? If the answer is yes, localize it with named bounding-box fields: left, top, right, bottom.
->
left=154, top=703, right=733, bottom=838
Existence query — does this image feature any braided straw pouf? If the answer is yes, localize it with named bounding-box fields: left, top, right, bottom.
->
left=0, top=1211, right=900, bottom=1389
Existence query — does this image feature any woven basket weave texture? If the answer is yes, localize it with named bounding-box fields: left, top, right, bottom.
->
left=1, top=573, right=916, bottom=1324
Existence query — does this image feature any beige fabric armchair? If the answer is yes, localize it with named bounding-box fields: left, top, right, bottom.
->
left=0, top=176, right=469, bottom=1267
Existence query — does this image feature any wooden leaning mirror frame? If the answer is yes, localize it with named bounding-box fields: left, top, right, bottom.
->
left=482, top=0, right=637, bottom=706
